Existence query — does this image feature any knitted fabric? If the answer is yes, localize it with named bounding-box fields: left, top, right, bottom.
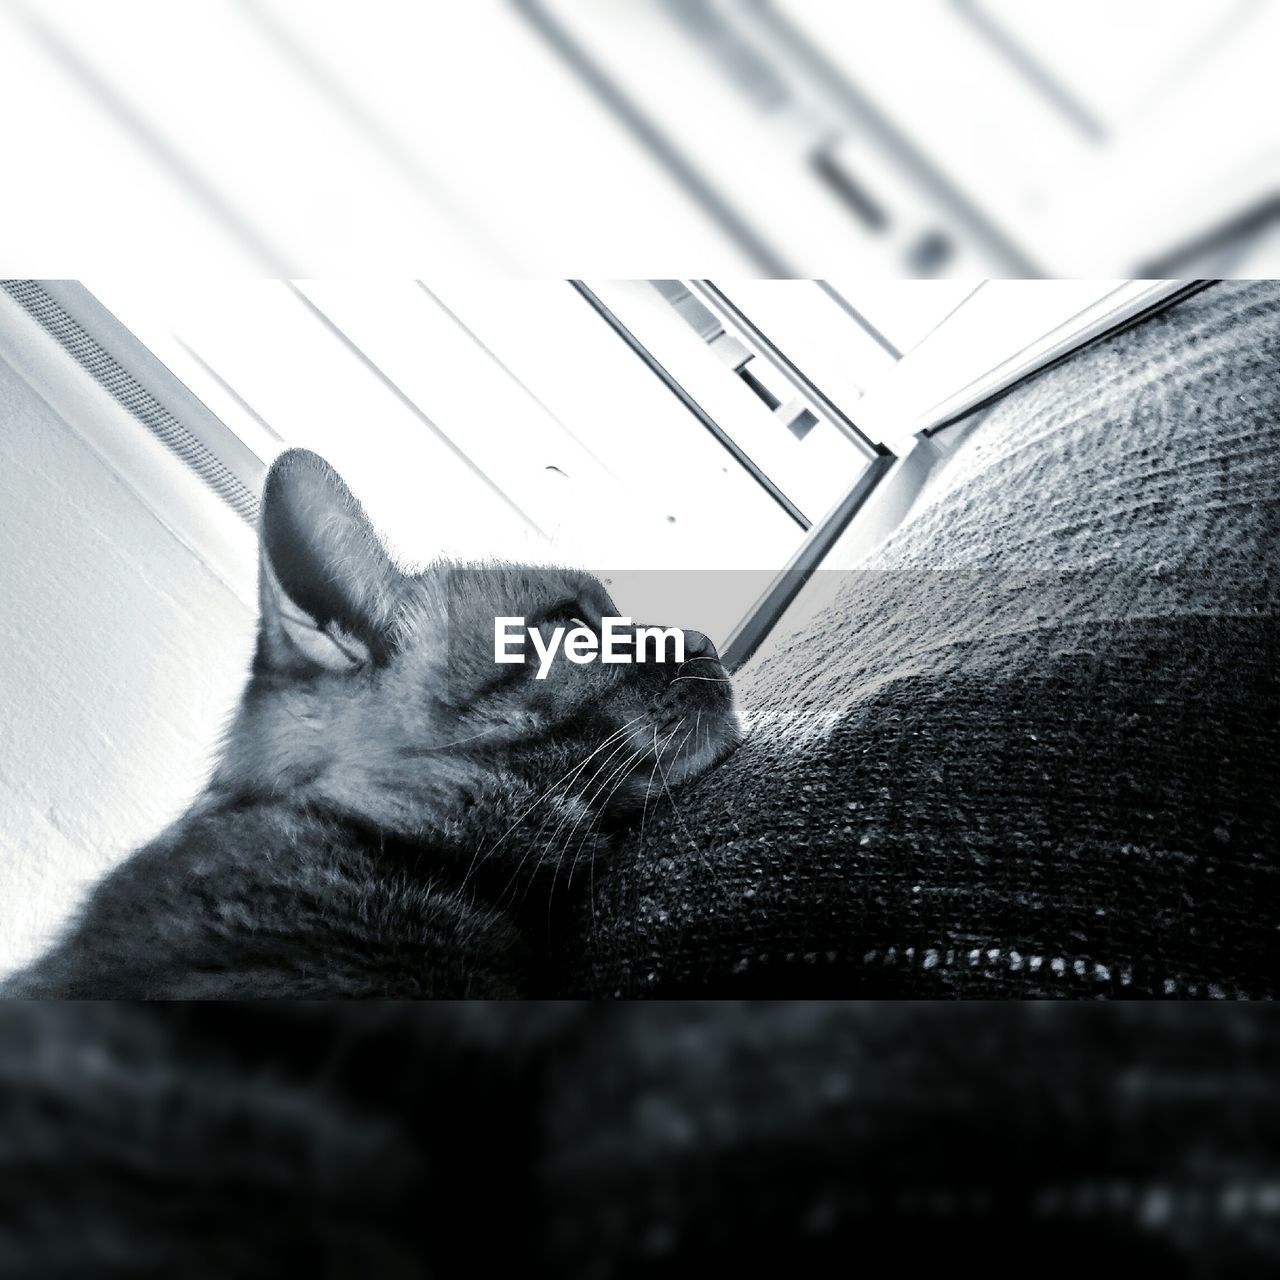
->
left=554, top=279, right=1280, bottom=997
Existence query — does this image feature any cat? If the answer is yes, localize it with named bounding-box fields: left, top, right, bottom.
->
left=7, top=449, right=742, bottom=997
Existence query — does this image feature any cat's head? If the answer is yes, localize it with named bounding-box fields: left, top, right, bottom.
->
left=213, top=450, right=742, bottom=845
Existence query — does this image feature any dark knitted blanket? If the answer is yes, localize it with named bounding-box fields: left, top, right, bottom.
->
left=555, top=280, right=1280, bottom=997
left=0, top=1003, right=1275, bottom=1276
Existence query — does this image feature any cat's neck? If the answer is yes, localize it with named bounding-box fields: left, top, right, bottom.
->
left=199, top=753, right=556, bottom=854
left=205, top=675, right=601, bottom=886
left=210, top=675, right=519, bottom=838
left=187, top=766, right=594, bottom=923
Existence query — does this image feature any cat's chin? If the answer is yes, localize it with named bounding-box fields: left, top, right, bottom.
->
left=663, top=709, right=746, bottom=788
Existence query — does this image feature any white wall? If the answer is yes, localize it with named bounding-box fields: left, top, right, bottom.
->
left=0, top=348, right=255, bottom=977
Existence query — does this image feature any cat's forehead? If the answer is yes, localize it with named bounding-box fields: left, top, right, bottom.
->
left=400, top=562, right=613, bottom=629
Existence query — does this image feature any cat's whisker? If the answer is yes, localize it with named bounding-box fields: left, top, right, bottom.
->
left=564, top=746, right=642, bottom=895
left=477, top=713, right=643, bottom=857
left=583, top=748, right=649, bottom=925
left=639, top=723, right=680, bottom=857
left=561, top=747, right=645, bottom=928
left=677, top=655, right=721, bottom=673
left=654, top=719, right=720, bottom=885
left=540, top=735, right=635, bottom=859
left=671, top=725, right=696, bottom=779
left=461, top=714, right=647, bottom=892
left=505, top=721, right=647, bottom=911
left=514, top=735, right=637, bottom=913
left=414, top=724, right=512, bottom=753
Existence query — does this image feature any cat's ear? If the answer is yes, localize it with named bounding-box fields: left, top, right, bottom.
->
left=254, top=449, right=403, bottom=675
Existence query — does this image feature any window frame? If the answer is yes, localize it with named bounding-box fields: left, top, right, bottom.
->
left=1, top=276, right=1212, bottom=671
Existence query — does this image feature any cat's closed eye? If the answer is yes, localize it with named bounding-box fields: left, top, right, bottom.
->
left=535, top=599, right=600, bottom=632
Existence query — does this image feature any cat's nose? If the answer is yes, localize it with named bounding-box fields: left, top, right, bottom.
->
left=682, top=629, right=717, bottom=662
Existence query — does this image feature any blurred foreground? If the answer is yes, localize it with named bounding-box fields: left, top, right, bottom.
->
left=0, top=1003, right=1276, bottom=1275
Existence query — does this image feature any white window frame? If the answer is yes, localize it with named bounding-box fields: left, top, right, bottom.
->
left=851, top=279, right=1203, bottom=446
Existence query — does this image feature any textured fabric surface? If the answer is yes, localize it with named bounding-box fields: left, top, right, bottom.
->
left=0, top=1004, right=1276, bottom=1276
left=534, top=1004, right=1280, bottom=1275
left=555, top=279, right=1280, bottom=997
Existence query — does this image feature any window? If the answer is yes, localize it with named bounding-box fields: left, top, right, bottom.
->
left=0, top=277, right=1200, bottom=667
left=523, top=0, right=1278, bottom=275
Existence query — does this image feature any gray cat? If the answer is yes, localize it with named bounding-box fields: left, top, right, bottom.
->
left=8, top=449, right=741, bottom=997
